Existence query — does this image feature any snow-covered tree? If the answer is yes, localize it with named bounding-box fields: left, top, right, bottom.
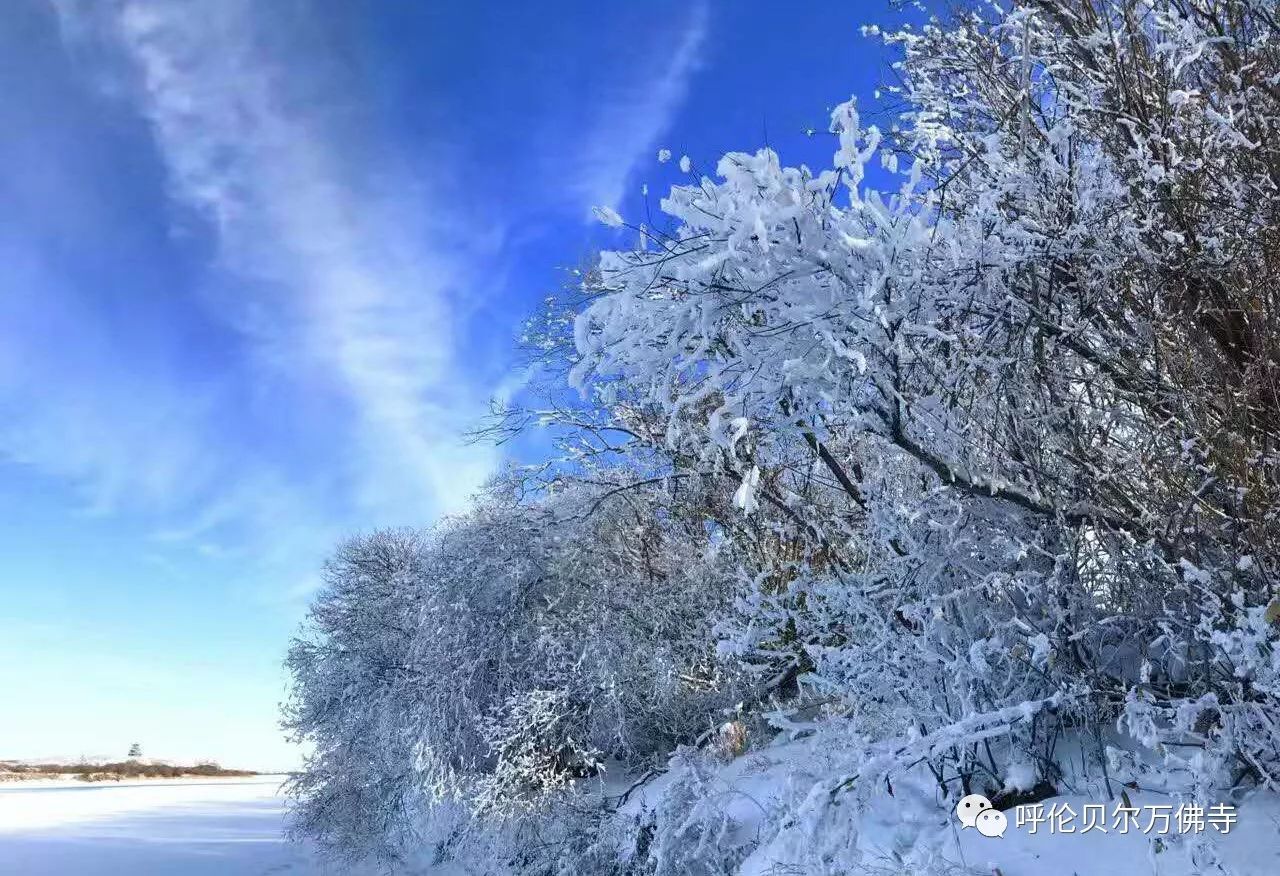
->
left=285, top=472, right=745, bottom=862
left=555, top=10, right=1280, bottom=870
left=289, top=2, right=1280, bottom=871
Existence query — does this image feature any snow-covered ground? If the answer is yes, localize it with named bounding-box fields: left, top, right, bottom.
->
left=0, top=776, right=347, bottom=875
left=8, top=763, right=1276, bottom=875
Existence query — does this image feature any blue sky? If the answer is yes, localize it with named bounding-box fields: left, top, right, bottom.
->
left=0, top=0, right=899, bottom=769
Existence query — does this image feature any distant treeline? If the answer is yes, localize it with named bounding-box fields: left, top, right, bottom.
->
left=0, top=760, right=257, bottom=781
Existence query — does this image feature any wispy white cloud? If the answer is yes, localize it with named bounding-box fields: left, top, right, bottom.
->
left=574, top=0, right=709, bottom=213
left=47, top=0, right=499, bottom=534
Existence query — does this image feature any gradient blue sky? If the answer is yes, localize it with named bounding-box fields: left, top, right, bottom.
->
left=1, top=0, right=901, bottom=769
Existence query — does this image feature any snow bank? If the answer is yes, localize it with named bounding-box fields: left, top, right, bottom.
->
left=607, top=735, right=1280, bottom=876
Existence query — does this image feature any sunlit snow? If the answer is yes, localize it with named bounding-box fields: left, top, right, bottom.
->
left=0, top=777, right=344, bottom=875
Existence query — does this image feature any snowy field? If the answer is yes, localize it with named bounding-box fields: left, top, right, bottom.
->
left=0, top=776, right=348, bottom=875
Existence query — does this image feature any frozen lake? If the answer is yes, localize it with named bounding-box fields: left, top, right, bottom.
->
left=0, top=776, right=338, bottom=875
